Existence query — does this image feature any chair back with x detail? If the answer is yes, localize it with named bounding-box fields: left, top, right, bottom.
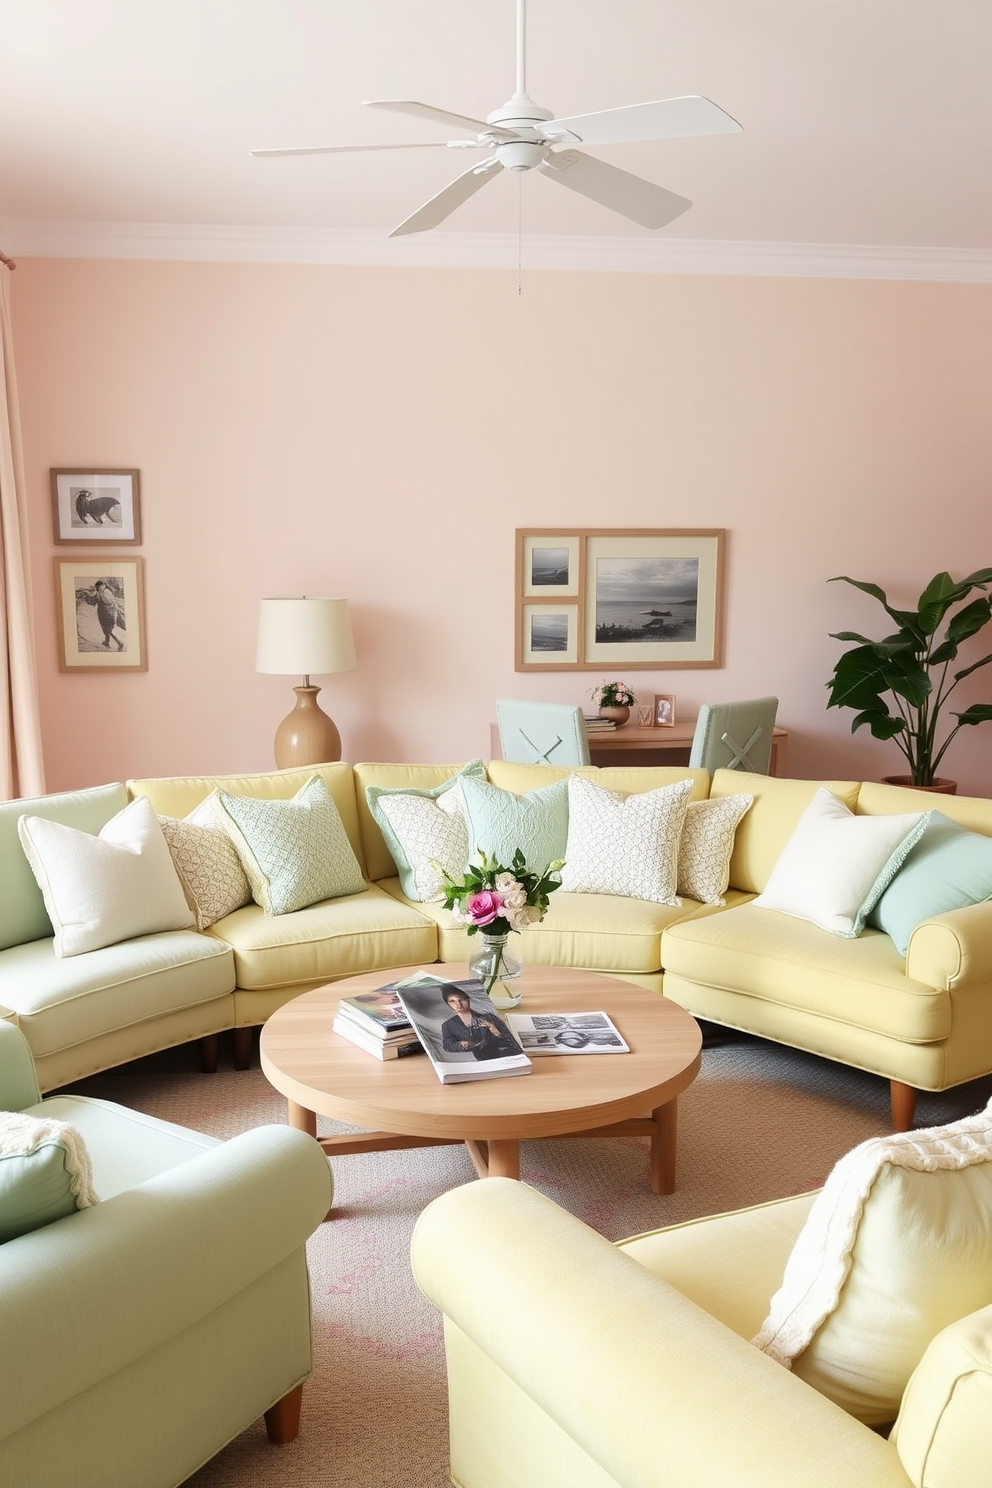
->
left=689, top=697, right=779, bottom=775
left=495, top=699, right=591, bottom=767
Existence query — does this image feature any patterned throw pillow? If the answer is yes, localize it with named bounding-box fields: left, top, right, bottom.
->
left=559, top=775, right=694, bottom=904
left=158, top=791, right=253, bottom=929
left=365, top=761, right=484, bottom=902
left=216, top=775, right=366, bottom=916
left=677, top=794, right=753, bottom=906
left=458, top=775, right=569, bottom=869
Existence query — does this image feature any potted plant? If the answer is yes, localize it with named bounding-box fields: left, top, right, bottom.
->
left=826, top=569, right=992, bottom=790
left=590, top=680, right=636, bottom=725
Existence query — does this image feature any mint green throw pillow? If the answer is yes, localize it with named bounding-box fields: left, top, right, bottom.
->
left=459, top=775, right=569, bottom=870
left=365, top=760, right=485, bottom=902
left=0, top=1113, right=98, bottom=1243
left=216, top=775, right=365, bottom=916
left=871, top=813, right=992, bottom=955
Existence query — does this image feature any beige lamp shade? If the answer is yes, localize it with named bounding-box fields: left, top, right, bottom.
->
left=256, top=598, right=357, bottom=768
left=256, top=597, right=356, bottom=677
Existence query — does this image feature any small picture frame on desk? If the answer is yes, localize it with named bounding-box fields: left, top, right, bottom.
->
left=654, top=694, right=677, bottom=727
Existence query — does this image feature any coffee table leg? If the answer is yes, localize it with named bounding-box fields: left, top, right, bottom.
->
left=650, top=1099, right=678, bottom=1196
left=287, top=1100, right=317, bottom=1139
left=485, top=1139, right=521, bottom=1181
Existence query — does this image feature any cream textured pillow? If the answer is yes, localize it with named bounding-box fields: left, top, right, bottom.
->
left=18, top=796, right=194, bottom=957
left=677, top=794, right=753, bottom=905
left=753, top=1097, right=992, bottom=1424
left=369, top=788, right=466, bottom=903
left=158, top=791, right=253, bottom=929
left=216, top=774, right=366, bottom=916
left=752, top=787, right=930, bottom=937
left=559, top=775, right=694, bottom=905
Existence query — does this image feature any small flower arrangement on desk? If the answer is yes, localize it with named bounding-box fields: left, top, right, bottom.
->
left=590, top=680, right=636, bottom=710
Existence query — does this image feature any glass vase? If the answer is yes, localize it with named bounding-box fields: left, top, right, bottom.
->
left=469, top=932, right=522, bottom=1010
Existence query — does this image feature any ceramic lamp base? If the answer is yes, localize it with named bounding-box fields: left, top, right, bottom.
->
left=273, top=686, right=342, bottom=768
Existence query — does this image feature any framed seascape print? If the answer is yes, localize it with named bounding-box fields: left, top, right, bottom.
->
left=55, top=557, right=147, bottom=672
left=654, top=693, right=677, bottom=727
left=518, top=603, right=579, bottom=669
left=514, top=528, right=725, bottom=671
left=51, top=468, right=141, bottom=544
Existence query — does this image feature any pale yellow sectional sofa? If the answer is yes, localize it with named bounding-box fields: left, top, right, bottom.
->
left=2, top=761, right=991, bottom=1127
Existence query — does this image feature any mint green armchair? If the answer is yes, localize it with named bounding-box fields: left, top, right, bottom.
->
left=0, top=1020, right=332, bottom=1488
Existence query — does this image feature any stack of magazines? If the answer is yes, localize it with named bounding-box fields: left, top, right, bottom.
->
left=332, top=986, right=425, bottom=1061
left=583, top=714, right=617, bottom=731
left=392, top=973, right=532, bottom=1084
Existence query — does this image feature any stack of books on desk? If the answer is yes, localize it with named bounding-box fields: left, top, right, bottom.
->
left=583, top=714, right=617, bottom=731
left=332, top=987, right=425, bottom=1061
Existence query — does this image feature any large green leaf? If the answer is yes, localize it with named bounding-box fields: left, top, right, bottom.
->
left=829, top=577, right=926, bottom=641
left=916, top=571, right=960, bottom=633
left=947, top=596, right=992, bottom=645
left=851, top=709, right=905, bottom=740
left=953, top=652, right=992, bottom=683
left=886, top=660, right=931, bottom=707
left=952, top=704, right=992, bottom=727
left=826, top=647, right=889, bottom=710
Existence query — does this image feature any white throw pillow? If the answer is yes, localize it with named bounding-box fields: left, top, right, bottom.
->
left=18, top=796, right=194, bottom=957
left=752, top=788, right=930, bottom=937
left=559, top=775, right=694, bottom=905
left=370, top=788, right=467, bottom=903
left=753, top=1097, right=992, bottom=1424
left=677, top=794, right=753, bottom=906
left=158, top=791, right=253, bottom=929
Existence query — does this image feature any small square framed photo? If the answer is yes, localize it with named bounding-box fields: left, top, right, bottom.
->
left=517, top=531, right=582, bottom=598
left=518, top=603, right=580, bottom=669
left=654, top=693, right=677, bottom=727
left=55, top=557, right=147, bottom=671
left=51, top=469, right=141, bottom=544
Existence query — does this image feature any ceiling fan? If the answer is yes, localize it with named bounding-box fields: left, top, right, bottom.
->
left=251, top=0, right=741, bottom=238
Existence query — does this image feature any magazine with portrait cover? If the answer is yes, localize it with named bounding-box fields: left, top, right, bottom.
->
left=391, top=973, right=532, bottom=1085
left=506, top=1011, right=629, bottom=1054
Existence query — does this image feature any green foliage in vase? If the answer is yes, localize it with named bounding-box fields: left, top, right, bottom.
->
left=826, top=569, right=992, bottom=785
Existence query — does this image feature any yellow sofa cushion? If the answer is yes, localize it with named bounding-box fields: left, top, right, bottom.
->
left=891, top=1303, right=992, bottom=1488
left=709, top=771, right=861, bottom=895
left=205, top=884, right=437, bottom=992
left=661, top=903, right=949, bottom=1042
left=755, top=1100, right=992, bottom=1425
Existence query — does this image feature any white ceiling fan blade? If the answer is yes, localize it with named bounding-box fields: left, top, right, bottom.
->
left=364, top=100, right=519, bottom=142
left=251, top=142, right=463, bottom=158
left=388, top=157, right=503, bottom=238
left=540, top=151, right=690, bottom=229
left=547, top=95, right=741, bottom=146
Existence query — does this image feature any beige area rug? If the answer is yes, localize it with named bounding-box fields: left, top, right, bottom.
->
left=65, top=1031, right=992, bottom=1488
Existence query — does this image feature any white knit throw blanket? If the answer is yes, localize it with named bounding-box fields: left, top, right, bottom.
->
left=0, top=1111, right=98, bottom=1208
left=752, top=1095, right=992, bottom=1366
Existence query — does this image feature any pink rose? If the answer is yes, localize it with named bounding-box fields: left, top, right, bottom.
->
left=466, top=890, right=504, bottom=927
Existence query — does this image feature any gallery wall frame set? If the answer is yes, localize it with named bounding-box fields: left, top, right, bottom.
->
left=515, top=529, right=725, bottom=671
left=51, top=469, right=141, bottom=544
left=54, top=556, right=147, bottom=672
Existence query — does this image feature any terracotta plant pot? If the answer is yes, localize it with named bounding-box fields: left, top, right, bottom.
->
left=598, top=705, right=630, bottom=726
left=881, top=775, right=957, bottom=795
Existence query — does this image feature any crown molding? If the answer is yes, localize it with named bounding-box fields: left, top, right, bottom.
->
left=6, top=220, right=992, bottom=282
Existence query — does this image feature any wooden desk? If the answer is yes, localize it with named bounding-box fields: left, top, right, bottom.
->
left=489, top=719, right=788, bottom=776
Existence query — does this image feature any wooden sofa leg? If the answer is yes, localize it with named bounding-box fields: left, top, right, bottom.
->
left=890, top=1080, right=918, bottom=1132
left=199, top=1033, right=219, bottom=1074
left=264, top=1383, right=303, bottom=1445
left=233, top=1027, right=253, bottom=1071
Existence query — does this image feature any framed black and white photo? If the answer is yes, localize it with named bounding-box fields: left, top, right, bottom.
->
left=518, top=603, right=579, bottom=669
left=654, top=693, right=677, bottom=727
left=55, top=556, right=147, bottom=672
left=515, top=529, right=724, bottom=671
left=51, top=468, right=141, bottom=544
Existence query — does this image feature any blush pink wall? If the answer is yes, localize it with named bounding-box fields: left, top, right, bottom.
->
left=9, top=258, right=992, bottom=795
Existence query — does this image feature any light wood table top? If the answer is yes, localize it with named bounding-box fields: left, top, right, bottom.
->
left=489, top=719, right=788, bottom=775
left=260, top=964, right=702, bottom=1197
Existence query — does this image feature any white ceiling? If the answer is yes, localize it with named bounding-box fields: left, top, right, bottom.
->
left=1, top=0, right=991, bottom=273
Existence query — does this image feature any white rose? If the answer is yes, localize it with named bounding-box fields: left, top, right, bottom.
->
left=495, top=873, right=517, bottom=891
left=504, top=903, right=531, bottom=932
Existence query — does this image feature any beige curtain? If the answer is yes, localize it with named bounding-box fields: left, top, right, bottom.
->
left=0, top=263, right=45, bottom=798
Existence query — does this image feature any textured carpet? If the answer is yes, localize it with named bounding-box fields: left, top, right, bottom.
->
left=65, top=1029, right=992, bottom=1488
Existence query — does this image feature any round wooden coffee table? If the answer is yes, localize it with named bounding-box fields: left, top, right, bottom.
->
left=260, top=964, right=701, bottom=1198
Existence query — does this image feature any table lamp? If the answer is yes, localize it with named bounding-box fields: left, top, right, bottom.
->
left=256, top=597, right=357, bottom=767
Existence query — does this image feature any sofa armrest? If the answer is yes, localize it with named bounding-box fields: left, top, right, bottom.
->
left=412, top=1179, right=911, bottom=1488
left=0, top=1124, right=331, bottom=1440
left=906, top=901, right=992, bottom=990
left=0, top=1018, right=40, bottom=1110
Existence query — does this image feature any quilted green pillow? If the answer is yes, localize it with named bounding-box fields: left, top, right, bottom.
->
left=216, top=775, right=365, bottom=915
left=459, top=775, right=569, bottom=869
left=0, top=1112, right=98, bottom=1243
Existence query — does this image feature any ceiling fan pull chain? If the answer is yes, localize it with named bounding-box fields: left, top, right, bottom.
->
left=518, top=173, right=523, bottom=296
